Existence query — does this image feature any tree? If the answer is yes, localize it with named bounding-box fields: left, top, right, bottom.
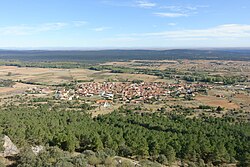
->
left=216, top=106, right=224, bottom=112
left=91, top=134, right=104, bottom=151
left=157, top=154, right=168, bottom=165
left=136, top=138, right=149, bottom=157
left=148, top=137, right=160, bottom=156
left=197, top=158, right=206, bottom=167
left=17, top=147, right=36, bottom=167
left=212, top=143, right=230, bottom=165
left=161, top=145, right=176, bottom=165
left=118, top=145, right=132, bottom=157
left=103, top=134, right=113, bottom=149
left=238, top=152, right=250, bottom=167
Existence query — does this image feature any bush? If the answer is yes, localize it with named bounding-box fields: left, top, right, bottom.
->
left=157, top=154, right=168, bottom=165
left=87, top=155, right=102, bottom=166
left=187, top=161, right=197, bottom=167
left=139, top=159, right=162, bottom=167
left=118, top=145, right=132, bottom=157
left=104, top=157, right=116, bottom=167
left=216, top=106, right=224, bottom=112
left=118, top=159, right=135, bottom=167
left=72, top=154, right=87, bottom=167
left=55, top=160, right=74, bottom=167
left=17, top=147, right=36, bottom=167
left=83, top=150, right=95, bottom=157
left=103, top=148, right=116, bottom=157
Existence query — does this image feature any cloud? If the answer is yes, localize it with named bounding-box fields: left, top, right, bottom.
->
left=136, top=0, right=156, bottom=8
left=119, top=24, right=250, bottom=40
left=73, top=21, right=88, bottom=27
left=168, top=23, right=177, bottom=26
left=154, top=12, right=189, bottom=18
left=101, top=0, right=130, bottom=7
left=0, top=26, right=32, bottom=36
left=101, top=37, right=139, bottom=42
left=101, top=0, right=157, bottom=8
left=161, top=5, right=208, bottom=12
left=155, top=5, right=209, bottom=18
left=92, top=27, right=111, bottom=32
left=0, top=23, right=67, bottom=36
left=109, top=24, right=250, bottom=47
left=0, top=21, right=87, bottom=36
left=37, top=22, right=68, bottom=31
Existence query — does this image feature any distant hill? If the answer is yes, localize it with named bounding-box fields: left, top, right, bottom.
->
left=0, top=49, right=250, bottom=62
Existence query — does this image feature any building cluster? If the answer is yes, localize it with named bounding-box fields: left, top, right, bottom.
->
left=76, top=82, right=209, bottom=103
left=26, top=87, right=53, bottom=95
left=24, top=82, right=211, bottom=104
left=54, top=89, right=79, bottom=101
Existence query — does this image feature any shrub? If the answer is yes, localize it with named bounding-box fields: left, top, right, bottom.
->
left=157, top=154, right=168, bottom=165
left=87, top=155, right=102, bottom=166
left=104, top=157, right=116, bottom=167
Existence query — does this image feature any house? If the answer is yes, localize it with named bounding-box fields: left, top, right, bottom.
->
left=96, top=100, right=113, bottom=108
left=101, top=91, right=114, bottom=99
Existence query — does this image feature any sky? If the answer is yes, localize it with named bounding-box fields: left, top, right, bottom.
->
left=0, top=0, right=250, bottom=49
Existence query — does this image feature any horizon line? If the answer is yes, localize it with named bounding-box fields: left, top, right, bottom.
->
left=1, top=46, right=250, bottom=51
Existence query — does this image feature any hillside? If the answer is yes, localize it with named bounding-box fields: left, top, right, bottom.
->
left=0, top=49, right=250, bottom=63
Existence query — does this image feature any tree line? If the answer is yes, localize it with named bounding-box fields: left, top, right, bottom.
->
left=0, top=105, right=249, bottom=166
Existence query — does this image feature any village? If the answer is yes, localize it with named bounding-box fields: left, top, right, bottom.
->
left=26, top=81, right=212, bottom=106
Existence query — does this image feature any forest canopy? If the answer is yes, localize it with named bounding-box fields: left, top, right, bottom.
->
left=0, top=105, right=249, bottom=166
